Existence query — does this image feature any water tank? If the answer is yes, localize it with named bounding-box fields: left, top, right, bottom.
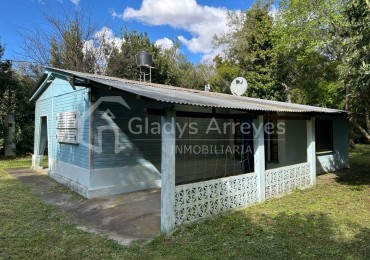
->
left=136, top=51, right=153, bottom=67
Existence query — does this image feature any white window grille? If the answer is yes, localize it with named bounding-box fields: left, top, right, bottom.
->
left=56, top=111, right=79, bottom=144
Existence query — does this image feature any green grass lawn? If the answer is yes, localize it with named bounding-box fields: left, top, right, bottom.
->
left=0, top=145, right=369, bottom=259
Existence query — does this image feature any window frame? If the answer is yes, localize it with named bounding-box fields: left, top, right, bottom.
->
left=315, top=118, right=334, bottom=153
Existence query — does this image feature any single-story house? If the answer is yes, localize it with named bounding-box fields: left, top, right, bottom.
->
left=30, top=67, right=349, bottom=234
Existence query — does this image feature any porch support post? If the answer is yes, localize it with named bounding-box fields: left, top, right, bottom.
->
left=161, top=110, right=176, bottom=235
left=306, top=117, right=316, bottom=186
left=253, top=115, right=266, bottom=202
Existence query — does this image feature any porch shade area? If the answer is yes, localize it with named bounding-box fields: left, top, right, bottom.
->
left=161, top=113, right=316, bottom=234
left=174, top=117, right=255, bottom=185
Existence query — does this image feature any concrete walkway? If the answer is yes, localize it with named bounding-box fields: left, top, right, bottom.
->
left=6, top=168, right=161, bottom=245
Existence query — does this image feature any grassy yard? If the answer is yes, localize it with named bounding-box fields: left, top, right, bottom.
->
left=0, top=145, right=369, bottom=259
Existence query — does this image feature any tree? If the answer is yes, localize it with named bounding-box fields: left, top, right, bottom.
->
left=0, top=41, right=17, bottom=155
left=106, top=30, right=154, bottom=80
left=20, top=8, right=208, bottom=85
left=344, top=0, right=370, bottom=142
left=0, top=41, right=35, bottom=155
left=20, top=9, right=108, bottom=74
left=50, top=20, right=85, bottom=71
left=208, top=56, right=241, bottom=93
left=213, top=1, right=285, bottom=100
left=106, top=32, right=208, bottom=89
left=0, top=42, right=13, bottom=153
left=273, top=0, right=348, bottom=107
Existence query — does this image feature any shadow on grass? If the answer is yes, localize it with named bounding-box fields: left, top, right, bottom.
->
left=165, top=210, right=370, bottom=259
left=319, top=144, right=370, bottom=187
left=333, top=168, right=370, bottom=186
left=332, top=145, right=370, bottom=186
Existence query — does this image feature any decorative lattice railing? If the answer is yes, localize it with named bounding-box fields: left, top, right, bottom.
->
left=265, top=162, right=311, bottom=199
left=175, top=172, right=259, bottom=225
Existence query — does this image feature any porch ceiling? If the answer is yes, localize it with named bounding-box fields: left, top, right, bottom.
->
left=40, top=67, right=346, bottom=114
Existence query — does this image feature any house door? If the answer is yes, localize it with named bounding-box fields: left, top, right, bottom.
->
left=38, top=116, right=48, bottom=168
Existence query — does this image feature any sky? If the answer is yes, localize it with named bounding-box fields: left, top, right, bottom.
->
left=0, top=0, right=257, bottom=64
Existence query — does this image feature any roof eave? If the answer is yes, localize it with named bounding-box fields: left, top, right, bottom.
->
left=29, top=72, right=51, bottom=101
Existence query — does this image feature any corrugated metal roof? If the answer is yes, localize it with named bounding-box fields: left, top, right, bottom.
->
left=43, top=67, right=346, bottom=114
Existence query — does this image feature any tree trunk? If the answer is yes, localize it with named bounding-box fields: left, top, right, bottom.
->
left=351, top=119, right=370, bottom=143
left=281, top=82, right=291, bottom=103
left=345, top=83, right=349, bottom=111
left=365, top=107, right=370, bottom=134
left=344, top=83, right=355, bottom=147
left=4, top=114, right=16, bottom=157
left=348, top=123, right=356, bottom=148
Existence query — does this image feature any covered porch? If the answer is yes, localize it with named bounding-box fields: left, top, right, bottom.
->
left=160, top=111, right=317, bottom=234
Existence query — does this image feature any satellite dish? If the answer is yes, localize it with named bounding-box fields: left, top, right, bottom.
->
left=230, top=77, right=248, bottom=96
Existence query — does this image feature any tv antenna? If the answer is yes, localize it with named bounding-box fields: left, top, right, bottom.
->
left=230, top=77, right=248, bottom=96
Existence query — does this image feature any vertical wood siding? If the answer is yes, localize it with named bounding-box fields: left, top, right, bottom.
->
left=33, top=76, right=90, bottom=169
left=92, top=90, right=163, bottom=170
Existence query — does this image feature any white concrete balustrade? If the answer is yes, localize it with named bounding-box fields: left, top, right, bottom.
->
left=174, top=172, right=259, bottom=225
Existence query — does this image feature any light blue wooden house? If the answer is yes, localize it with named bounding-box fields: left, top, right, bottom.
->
left=30, top=67, right=349, bottom=234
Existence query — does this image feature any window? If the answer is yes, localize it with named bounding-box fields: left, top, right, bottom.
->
left=316, top=119, right=333, bottom=152
left=56, top=111, right=79, bottom=144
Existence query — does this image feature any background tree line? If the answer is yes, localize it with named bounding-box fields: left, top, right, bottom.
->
left=210, top=0, right=369, bottom=144
left=0, top=0, right=369, bottom=156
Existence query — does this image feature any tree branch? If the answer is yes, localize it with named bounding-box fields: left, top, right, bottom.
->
left=350, top=116, right=370, bottom=143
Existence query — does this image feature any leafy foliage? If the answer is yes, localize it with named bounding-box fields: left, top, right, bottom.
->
left=106, top=30, right=153, bottom=80
left=8, top=0, right=369, bottom=143
left=106, top=31, right=209, bottom=89
left=343, top=0, right=370, bottom=141
left=212, top=2, right=285, bottom=100
left=0, top=42, right=35, bottom=155
left=273, top=0, right=348, bottom=107
left=49, top=21, right=85, bottom=72
left=49, top=17, right=96, bottom=73
left=20, top=10, right=104, bottom=74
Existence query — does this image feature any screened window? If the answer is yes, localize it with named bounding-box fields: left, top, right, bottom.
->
left=56, top=111, right=79, bottom=144
left=316, top=119, right=333, bottom=152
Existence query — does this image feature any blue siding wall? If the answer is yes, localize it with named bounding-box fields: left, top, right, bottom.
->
left=92, top=90, right=163, bottom=170
left=34, top=98, right=52, bottom=161
left=33, top=75, right=90, bottom=169
left=284, top=120, right=307, bottom=165
left=316, top=116, right=349, bottom=173
left=91, top=90, right=249, bottom=184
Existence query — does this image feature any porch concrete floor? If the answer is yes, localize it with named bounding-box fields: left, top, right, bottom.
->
left=6, top=168, right=161, bottom=245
